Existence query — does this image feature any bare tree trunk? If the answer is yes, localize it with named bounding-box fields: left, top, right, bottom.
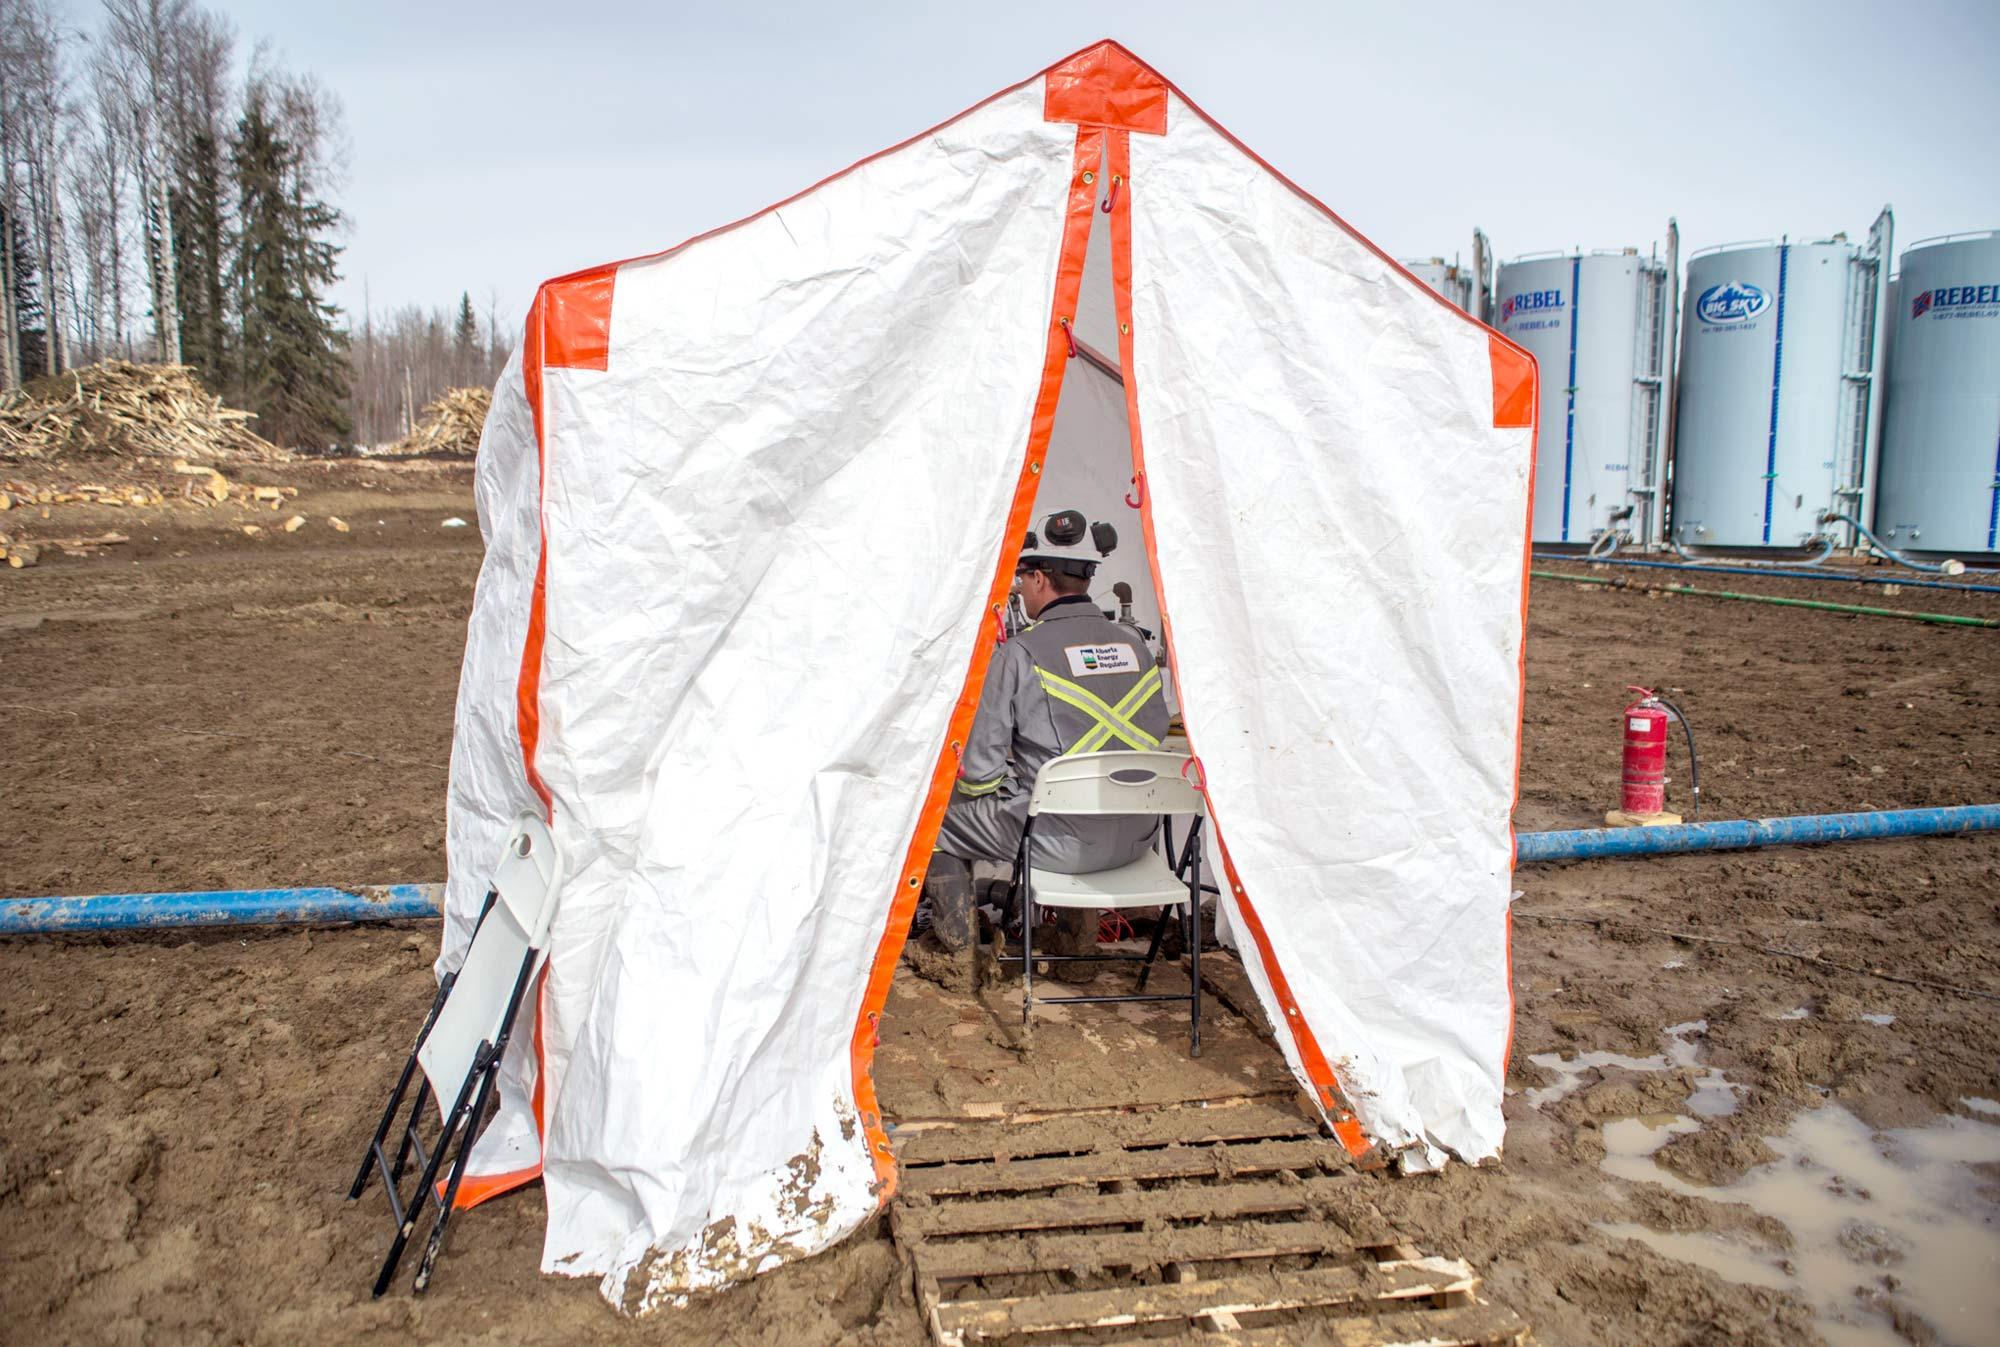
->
left=103, top=0, right=188, bottom=366
left=0, top=198, right=20, bottom=392
left=139, top=157, right=179, bottom=363
left=42, top=105, right=71, bottom=373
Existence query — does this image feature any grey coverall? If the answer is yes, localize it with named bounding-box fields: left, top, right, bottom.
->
left=935, top=594, right=1170, bottom=873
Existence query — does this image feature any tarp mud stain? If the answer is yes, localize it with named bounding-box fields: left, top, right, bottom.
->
left=615, top=1124, right=843, bottom=1315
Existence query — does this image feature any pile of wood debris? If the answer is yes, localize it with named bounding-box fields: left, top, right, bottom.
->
left=0, top=362, right=284, bottom=463
left=389, top=388, right=489, bottom=458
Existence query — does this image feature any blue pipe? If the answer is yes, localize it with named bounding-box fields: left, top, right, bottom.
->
left=1517, top=804, right=2000, bottom=863
left=10, top=806, right=2000, bottom=933
left=1, top=883, right=443, bottom=934
left=1531, top=552, right=2000, bottom=596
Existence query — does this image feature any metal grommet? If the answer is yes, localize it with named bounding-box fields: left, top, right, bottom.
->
left=907, top=875, right=920, bottom=887
left=1029, top=462, right=1041, bottom=475
left=1081, top=170, right=1095, bottom=184
left=1120, top=323, right=1130, bottom=335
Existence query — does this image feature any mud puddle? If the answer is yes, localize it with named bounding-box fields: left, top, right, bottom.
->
left=1599, top=1102, right=2000, bottom=1347
left=1528, top=1019, right=1739, bottom=1116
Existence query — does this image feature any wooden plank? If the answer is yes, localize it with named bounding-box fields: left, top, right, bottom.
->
left=904, top=1137, right=1338, bottom=1197
left=896, top=1098, right=1317, bottom=1167
left=1116, top=1302, right=1530, bottom=1347
left=894, top=1176, right=1392, bottom=1242
left=911, top=1218, right=1369, bottom=1282
left=931, top=1258, right=1478, bottom=1340
left=1173, top=1261, right=1240, bottom=1333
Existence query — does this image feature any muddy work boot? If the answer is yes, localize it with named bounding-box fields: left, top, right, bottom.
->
left=920, top=853, right=976, bottom=953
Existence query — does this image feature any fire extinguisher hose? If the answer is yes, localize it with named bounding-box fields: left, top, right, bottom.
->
left=1654, top=695, right=1700, bottom=820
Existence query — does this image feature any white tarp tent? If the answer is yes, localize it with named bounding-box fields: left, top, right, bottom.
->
left=439, top=39, right=1537, bottom=1313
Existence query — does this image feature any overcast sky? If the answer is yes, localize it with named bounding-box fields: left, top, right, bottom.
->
left=77, top=0, right=2000, bottom=329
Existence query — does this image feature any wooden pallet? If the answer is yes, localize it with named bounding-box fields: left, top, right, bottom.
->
left=890, top=1101, right=1527, bottom=1346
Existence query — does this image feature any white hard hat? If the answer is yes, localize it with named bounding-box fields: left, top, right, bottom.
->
left=1019, top=509, right=1117, bottom=579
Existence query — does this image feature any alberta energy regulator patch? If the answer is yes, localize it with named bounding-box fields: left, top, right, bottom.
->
left=1065, top=643, right=1141, bottom=677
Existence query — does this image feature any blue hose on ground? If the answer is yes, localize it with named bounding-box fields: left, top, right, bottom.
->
left=1, top=883, right=443, bottom=934
left=1531, top=553, right=2000, bottom=596
left=1517, top=803, right=2000, bottom=863
left=7, top=807, right=1999, bottom=933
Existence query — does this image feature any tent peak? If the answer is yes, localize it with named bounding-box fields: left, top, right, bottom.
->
left=1043, top=40, right=1168, bottom=135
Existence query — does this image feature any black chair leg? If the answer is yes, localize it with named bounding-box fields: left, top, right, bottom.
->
left=1187, top=859, right=1203, bottom=1059
left=1020, top=888, right=1035, bottom=1024
left=413, top=1050, right=501, bottom=1292
left=349, top=973, right=453, bottom=1201
left=1135, top=906, right=1170, bottom=992
left=372, top=1057, right=482, bottom=1298
left=358, top=925, right=538, bottom=1299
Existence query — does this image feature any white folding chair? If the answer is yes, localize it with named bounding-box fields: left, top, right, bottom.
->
left=348, top=812, right=563, bottom=1296
left=1012, top=751, right=1208, bottom=1056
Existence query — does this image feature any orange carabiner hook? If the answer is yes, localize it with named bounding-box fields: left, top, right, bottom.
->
left=1124, top=472, right=1145, bottom=509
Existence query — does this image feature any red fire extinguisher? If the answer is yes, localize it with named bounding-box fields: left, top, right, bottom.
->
left=1621, top=687, right=1670, bottom=816
left=1613, top=686, right=1700, bottom=824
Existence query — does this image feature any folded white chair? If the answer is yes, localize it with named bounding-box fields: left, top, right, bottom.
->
left=1013, top=751, right=1209, bottom=1055
left=348, top=811, right=562, bottom=1295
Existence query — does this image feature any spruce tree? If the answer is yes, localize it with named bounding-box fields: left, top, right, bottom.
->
left=453, top=290, right=477, bottom=382
left=230, top=89, right=350, bottom=449
left=6, top=208, right=48, bottom=384
left=171, top=130, right=231, bottom=385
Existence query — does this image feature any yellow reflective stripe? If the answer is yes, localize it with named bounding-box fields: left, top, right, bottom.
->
left=1110, top=667, right=1163, bottom=719
left=1074, top=679, right=1164, bottom=753
left=1038, top=672, right=1153, bottom=745
left=1071, top=666, right=1165, bottom=753
left=1036, top=668, right=1161, bottom=754
left=955, top=776, right=1005, bottom=798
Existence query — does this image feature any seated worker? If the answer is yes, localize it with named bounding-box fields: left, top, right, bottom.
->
left=923, top=508, right=1170, bottom=962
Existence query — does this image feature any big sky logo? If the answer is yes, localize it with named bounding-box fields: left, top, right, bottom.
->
left=1911, top=284, right=1999, bottom=319
left=1501, top=289, right=1564, bottom=323
left=1696, top=281, right=1770, bottom=326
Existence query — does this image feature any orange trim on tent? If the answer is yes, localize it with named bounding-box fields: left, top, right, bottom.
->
left=543, top=270, right=615, bottom=371
left=846, top=125, right=1109, bottom=1202
left=1100, top=127, right=1375, bottom=1163
left=474, top=266, right=618, bottom=1211
left=1488, top=335, right=1536, bottom=429
left=516, top=265, right=619, bottom=813
left=1043, top=41, right=1168, bottom=134
left=1493, top=334, right=1540, bottom=1093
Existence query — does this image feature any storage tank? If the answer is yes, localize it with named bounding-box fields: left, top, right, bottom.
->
left=1872, top=231, right=2000, bottom=555
left=1495, top=223, right=1677, bottom=547
left=1404, top=256, right=1478, bottom=314
left=1670, top=209, right=1892, bottom=549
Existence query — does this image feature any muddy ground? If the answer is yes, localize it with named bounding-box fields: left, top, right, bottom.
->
left=1, top=467, right=1996, bottom=1346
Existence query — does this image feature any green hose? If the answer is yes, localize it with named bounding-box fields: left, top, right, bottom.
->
left=1530, top=570, right=1999, bottom=629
